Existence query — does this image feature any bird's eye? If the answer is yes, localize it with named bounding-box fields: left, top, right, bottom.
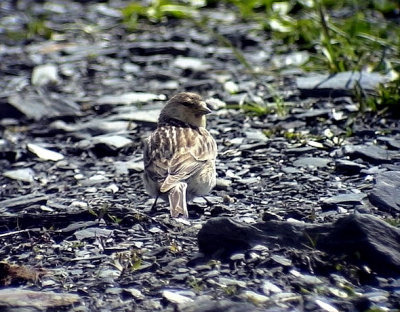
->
left=181, top=101, right=191, bottom=107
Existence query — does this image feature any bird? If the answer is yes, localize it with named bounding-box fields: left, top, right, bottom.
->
left=143, top=92, right=217, bottom=218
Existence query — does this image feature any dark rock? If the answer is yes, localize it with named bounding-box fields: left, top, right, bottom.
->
left=58, top=221, right=100, bottom=234
left=294, top=108, right=331, bottom=119
left=74, top=227, right=113, bottom=240
left=335, top=159, right=367, bottom=175
left=369, top=171, right=400, bottom=212
left=377, top=137, right=400, bottom=150
left=343, top=145, right=393, bottom=164
left=0, top=139, right=17, bottom=162
left=285, top=146, right=316, bottom=155
left=262, top=211, right=283, bottom=221
left=0, top=100, right=25, bottom=120
left=277, top=120, right=306, bottom=130
left=296, top=71, right=389, bottom=97
left=6, top=91, right=81, bottom=121
left=197, top=218, right=267, bottom=257
left=323, top=215, right=400, bottom=275
left=178, top=298, right=259, bottom=312
left=0, top=193, right=48, bottom=212
left=198, top=215, right=400, bottom=275
left=126, top=41, right=195, bottom=56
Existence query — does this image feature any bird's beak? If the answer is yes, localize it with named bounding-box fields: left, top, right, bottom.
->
left=199, top=101, right=212, bottom=115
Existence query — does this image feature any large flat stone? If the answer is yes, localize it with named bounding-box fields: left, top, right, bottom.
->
left=369, top=171, right=400, bottom=212
left=296, top=71, right=389, bottom=97
left=198, top=214, right=400, bottom=275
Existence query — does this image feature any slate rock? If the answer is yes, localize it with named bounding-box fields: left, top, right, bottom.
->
left=31, top=63, right=59, bottom=86
left=115, top=108, right=161, bottom=124
left=50, top=119, right=133, bottom=135
left=369, top=171, right=400, bottom=212
left=271, top=51, right=309, bottom=68
left=173, top=56, right=211, bottom=71
left=96, top=92, right=166, bottom=105
left=0, top=288, right=80, bottom=310
left=335, top=159, right=367, bottom=175
left=285, top=146, right=316, bottom=155
left=6, top=92, right=81, bottom=120
left=0, top=193, right=48, bottom=212
left=198, top=217, right=304, bottom=257
left=126, top=41, right=193, bottom=56
left=122, top=62, right=140, bottom=73
left=124, top=288, right=145, bottom=300
left=262, top=280, right=282, bottom=295
left=271, top=254, right=292, bottom=267
left=74, top=227, right=113, bottom=240
left=162, top=290, right=193, bottom=304
left=198, top=214, right=400, bottom=275
left=92, top=135, right=132, bottom=150
left=3, top=168, right=35, bottom=183
left=294, top=108, right=331, bottom=119
left=293, top=157, right=332, bottom=168
left=178, top=298, right=259, bottom=312
left=323, top=214, right=400, bottom=275
left=27, top=143, right=64, bottom=161
left=218, top=277, right=246, bottom=287
left=240, top=290, right=269, bottom=304
left=321, top=193, right=367, bottom=208
left=0, top=139, right=17, bottom=162
left=76, top=135, right=132, bottom=156
left=343, top=145, right=393, bottom=164
left=377, top=137, right=400, bottom=150
left=281, top=166, right=303, bottom=174
left=58, top=221, right=100, bottom=234
left=296, top=71, right=389, bottom=97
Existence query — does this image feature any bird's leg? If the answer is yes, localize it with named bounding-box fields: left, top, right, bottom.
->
left=202, top=196, right=212, bottom=206
left=150, top=196, right=159, bottom=214
left=168, top=182, right=188, bottom=218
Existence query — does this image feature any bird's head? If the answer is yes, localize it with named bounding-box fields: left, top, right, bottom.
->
left=159, top=92, right=211, bottom=127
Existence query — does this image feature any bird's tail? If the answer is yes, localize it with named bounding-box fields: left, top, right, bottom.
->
left=168, top=182, right=188, bottom=218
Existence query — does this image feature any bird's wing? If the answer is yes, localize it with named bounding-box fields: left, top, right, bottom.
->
left=146, top=126, right=216, bottom=193
left=160, top=151, right=205, bottom=193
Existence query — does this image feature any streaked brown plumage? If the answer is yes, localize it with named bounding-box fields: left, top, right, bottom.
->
left=143, top=92, right=217, bottom=218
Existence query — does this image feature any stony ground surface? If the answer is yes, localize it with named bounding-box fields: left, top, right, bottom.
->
left=0, top=1, right=400, bottom=311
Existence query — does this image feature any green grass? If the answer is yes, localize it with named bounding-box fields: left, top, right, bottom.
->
left=6, top=16, right=52, bottom=41
left=121, top=0, right=198, bottom=29
left=120, top=0, right=399, bottom=116
left=223, top=0, right=400, bottom=114
left=6, top=0, right=398, bottom=117
left=384, top=217, right=400, bottom=227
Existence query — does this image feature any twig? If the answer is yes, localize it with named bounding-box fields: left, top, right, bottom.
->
left=0, top=229, right=39, bottom=238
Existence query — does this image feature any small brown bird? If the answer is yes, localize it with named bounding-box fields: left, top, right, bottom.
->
left=143, top=92, right=217, bottom=218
